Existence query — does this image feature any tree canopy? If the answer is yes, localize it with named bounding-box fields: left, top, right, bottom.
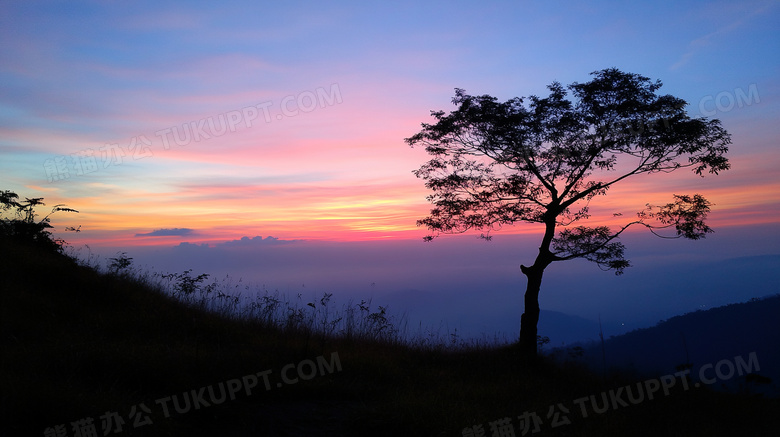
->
left=407, top=68, right=730, bottom=275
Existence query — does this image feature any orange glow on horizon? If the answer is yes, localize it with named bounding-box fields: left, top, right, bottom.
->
left=34, top=145, right=779, bottom=249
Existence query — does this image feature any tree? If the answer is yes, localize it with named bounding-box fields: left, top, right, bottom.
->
left=406, top=68, right=731, bottom=356
left=1, top=189, right=79, bottom=253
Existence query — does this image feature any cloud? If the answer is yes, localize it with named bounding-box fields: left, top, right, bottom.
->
left=218, top=235, right=298, bottom=247
left=135, top=228, right=194, bottom=237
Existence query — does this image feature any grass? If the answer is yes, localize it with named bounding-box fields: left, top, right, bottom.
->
left=2, top=239, right=779, bottom=436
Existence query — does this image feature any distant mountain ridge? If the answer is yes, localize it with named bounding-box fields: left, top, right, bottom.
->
left=571, top=293, right=780, bottom=396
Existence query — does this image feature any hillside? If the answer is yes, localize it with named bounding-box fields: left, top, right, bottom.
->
left=2, top=240, right=779, bottom=436
left=576, top=293, right=780, bottom=397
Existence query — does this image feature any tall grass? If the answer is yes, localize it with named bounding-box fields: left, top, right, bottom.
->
left=75, top=248, right=504, bottom=352
left=5, top=241, right=778, bottom=436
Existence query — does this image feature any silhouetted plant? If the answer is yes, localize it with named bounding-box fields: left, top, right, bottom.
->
left=357, top=300, right=398, bottom=341
left=307, top=292, right=343, bottom=337
left=407, top=68, right=731, bottom=355
left=0, top=189, right=79, bottom=253
left=567, top=345, right=585, bottom=360
left=537, top=335, right=551, bottom=351
left=107, top=251, right=133, bottom=274
left=248, top=290, right=284, bottom=326
left=162, top=269, right=211, bottom=299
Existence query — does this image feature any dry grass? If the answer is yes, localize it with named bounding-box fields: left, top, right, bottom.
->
left=2, top=240, right=778, bottom=436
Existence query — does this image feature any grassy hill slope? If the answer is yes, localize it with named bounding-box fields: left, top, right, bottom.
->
left=2, top=240, right=779, bottom=436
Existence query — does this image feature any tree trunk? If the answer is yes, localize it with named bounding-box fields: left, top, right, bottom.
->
left=519, top=215, right=557, bottom=356
left=519, top=264, right=544, bottom=355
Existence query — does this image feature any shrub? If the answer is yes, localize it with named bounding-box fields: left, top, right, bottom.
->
left=0, top=190, right=79, bottom=253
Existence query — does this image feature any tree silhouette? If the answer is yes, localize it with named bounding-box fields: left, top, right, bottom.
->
left=406, top=68, right=731, bottom=356
left=1, top=189, right=79, bottom=253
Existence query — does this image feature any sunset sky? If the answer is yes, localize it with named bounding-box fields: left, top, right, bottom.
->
left=2, top=1, right=779, bottom=341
